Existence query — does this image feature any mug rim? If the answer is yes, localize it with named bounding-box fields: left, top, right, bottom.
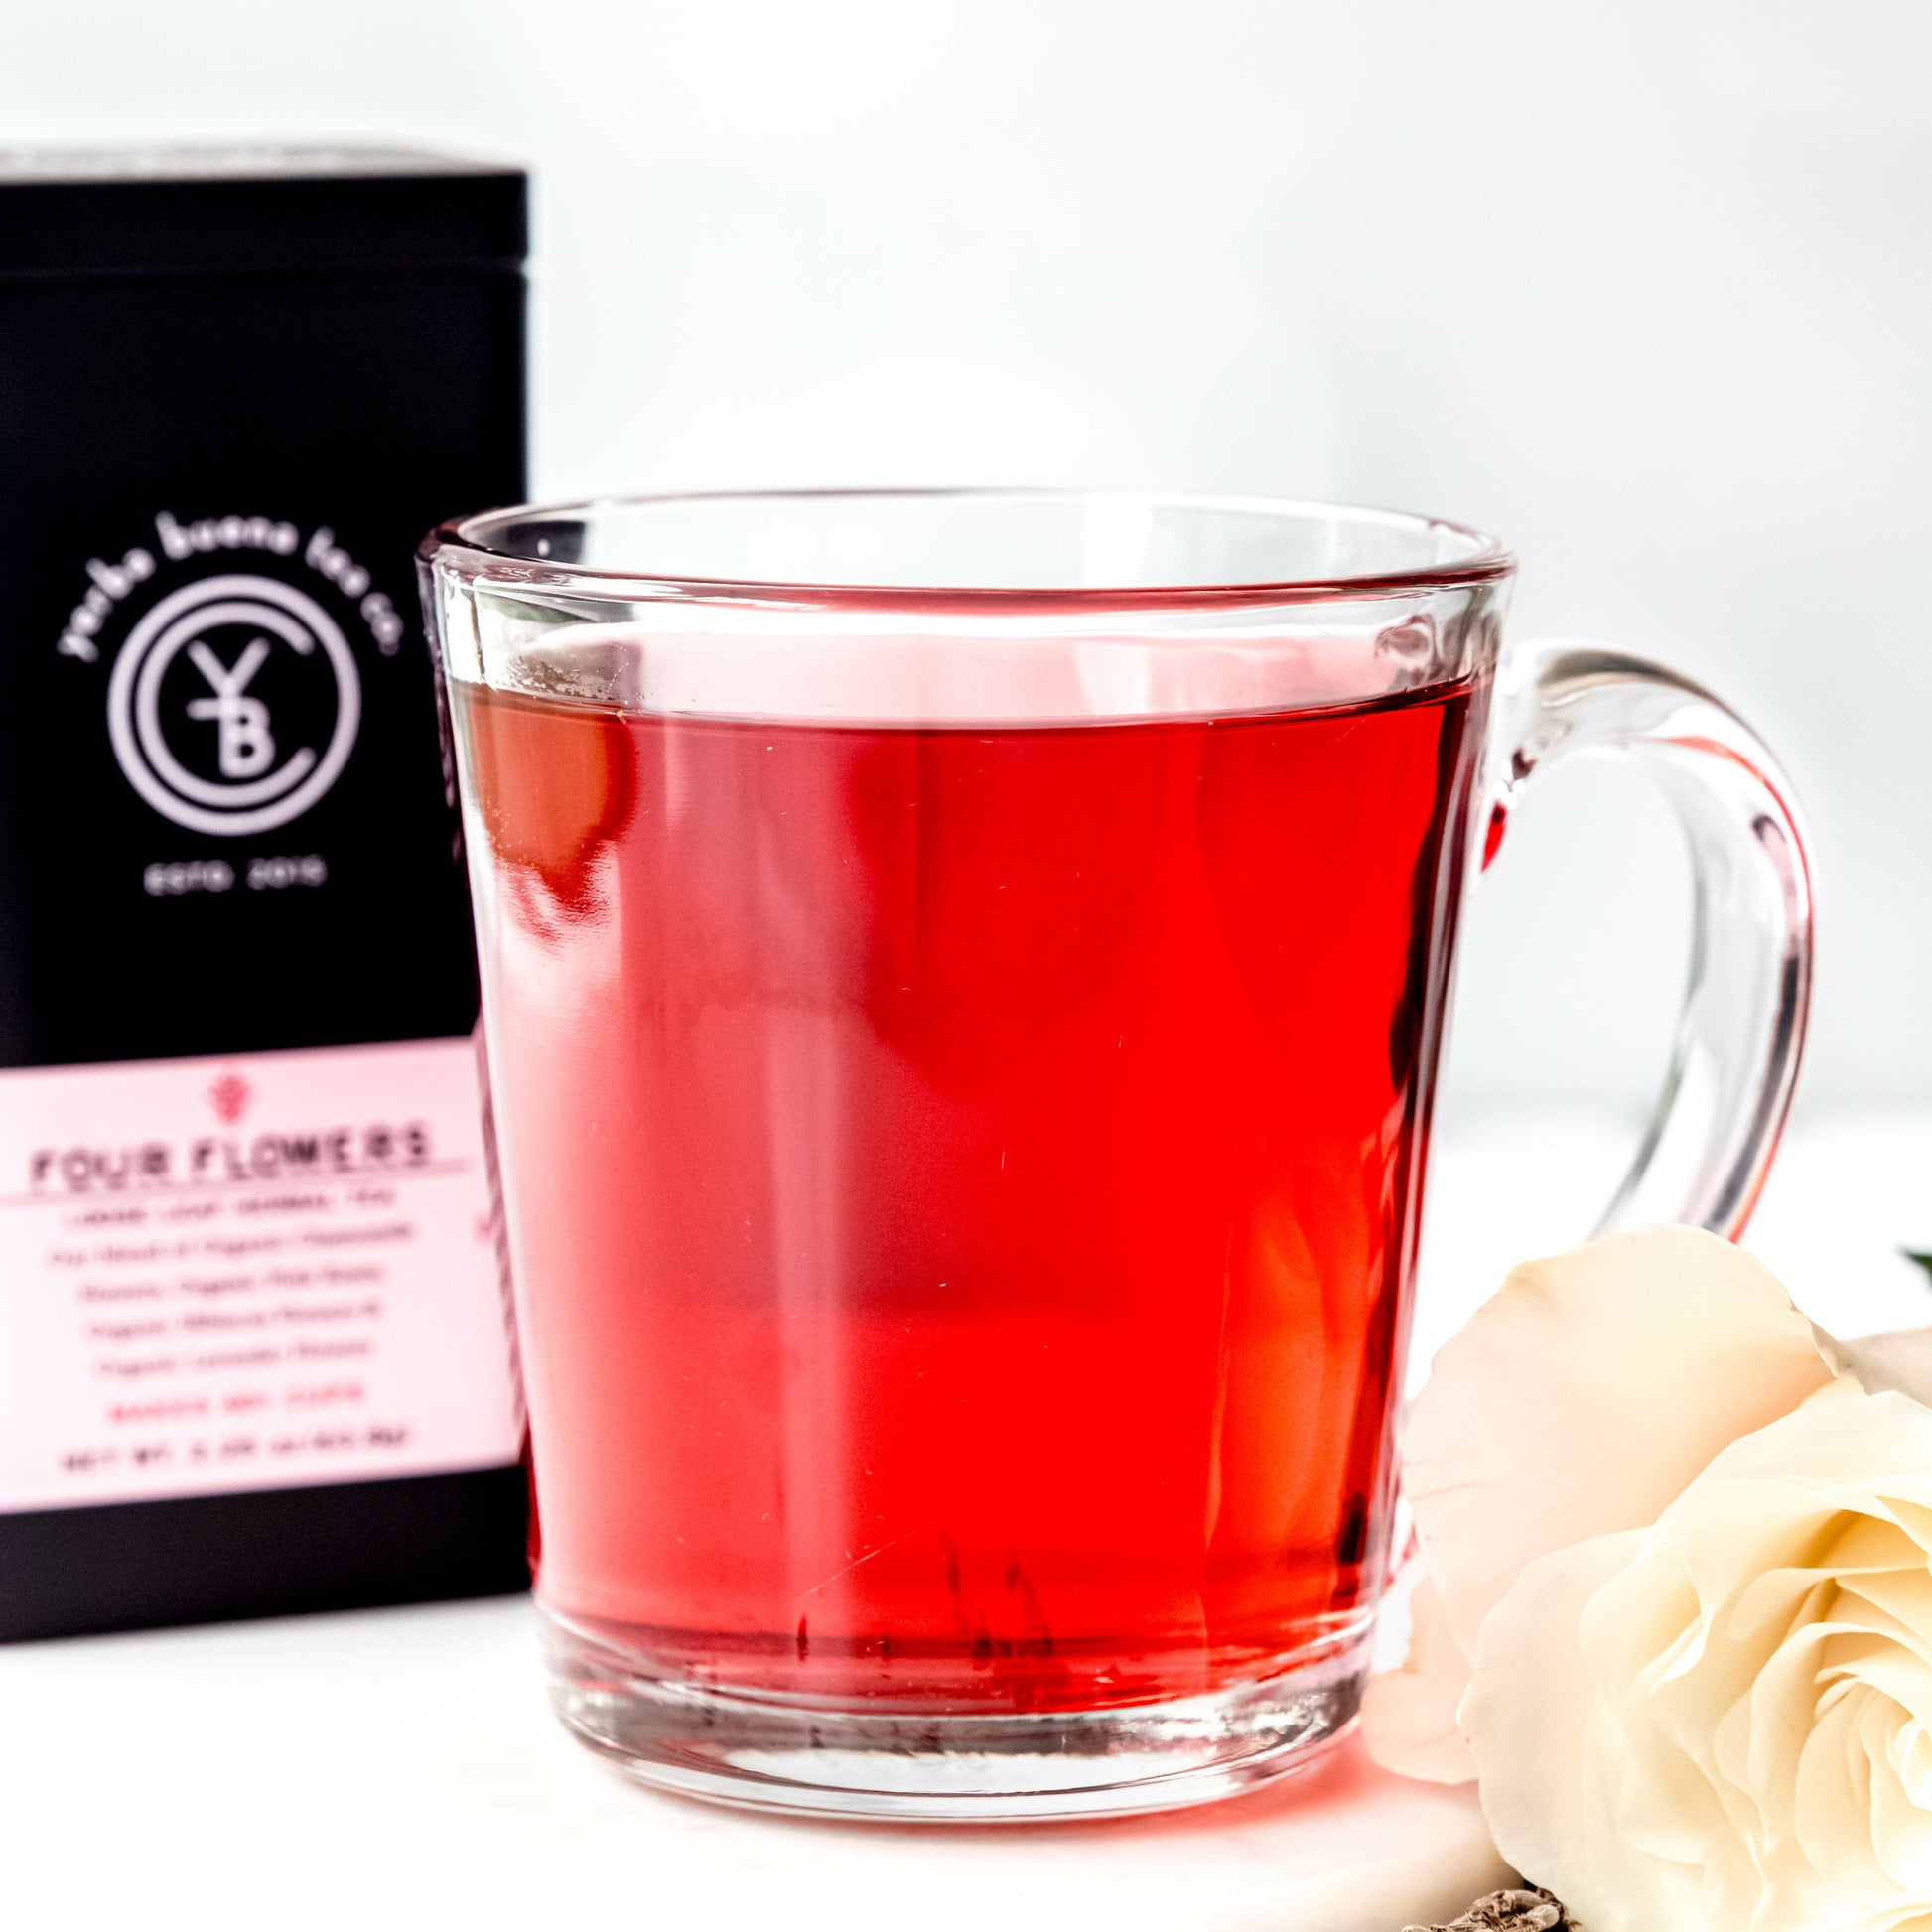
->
left=422, top=486, right=1517, bottom=614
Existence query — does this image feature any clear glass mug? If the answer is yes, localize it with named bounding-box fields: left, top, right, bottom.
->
left=419, top=491, right=1811, bottom=1822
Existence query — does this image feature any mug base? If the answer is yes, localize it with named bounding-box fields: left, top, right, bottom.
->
left=539, top=1605, right=1368, bottom=1822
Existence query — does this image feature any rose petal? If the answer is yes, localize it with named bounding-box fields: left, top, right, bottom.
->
left=1462, top=1529, right=1650, bottom=1932
left=1403, top=1225, right=1837, bottom=1659
left=1362, top=1579, right=1479, bottom=1783
left=1816, top=1327, right=1932, bottom=1409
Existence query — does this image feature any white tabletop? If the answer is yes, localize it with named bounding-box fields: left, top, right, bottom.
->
left=1, top=1594, right=1506, bottom=1932
left=6, top=1105, right=1927, bottom=1932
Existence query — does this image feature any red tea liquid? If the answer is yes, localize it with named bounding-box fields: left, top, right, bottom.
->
left=456, top=677, right=1478, bottom=1709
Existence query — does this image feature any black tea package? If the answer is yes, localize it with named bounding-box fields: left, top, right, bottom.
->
left=0, top=148, right=530, bottom=1639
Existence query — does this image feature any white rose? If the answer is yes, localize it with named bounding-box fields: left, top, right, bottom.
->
left=1362, top=1226, right=1932, bottom=1786
left=1364, top=1227, right=1843, bottom=1782
left=1466, top=1387, right=1932, bottom=1932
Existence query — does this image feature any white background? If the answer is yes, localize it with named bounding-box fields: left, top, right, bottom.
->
left=7, top=0, right=1929, bottom=1119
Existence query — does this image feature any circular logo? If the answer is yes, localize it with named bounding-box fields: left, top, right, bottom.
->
left=106, top=574, right=361, bottom=837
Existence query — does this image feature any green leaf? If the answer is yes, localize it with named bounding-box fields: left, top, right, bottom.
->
left=1903, top=1250, right=1932, bottom=1286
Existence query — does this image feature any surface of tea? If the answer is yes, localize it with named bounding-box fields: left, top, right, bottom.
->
left=456, top=677, right=1478, bottom=1708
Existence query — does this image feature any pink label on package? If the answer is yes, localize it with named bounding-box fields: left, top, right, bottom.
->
left=0, top=1037, right=522, bottom=1512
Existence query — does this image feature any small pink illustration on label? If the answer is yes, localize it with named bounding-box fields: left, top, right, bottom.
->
left=208, top=1071, right=251, bottom=1124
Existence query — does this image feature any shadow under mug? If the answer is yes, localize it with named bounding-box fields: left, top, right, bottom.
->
left=419, top=490, right=1812, bottom=1822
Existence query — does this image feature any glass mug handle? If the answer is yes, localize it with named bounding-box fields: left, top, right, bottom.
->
left=1482, top=641, right=1814, bottom=1238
